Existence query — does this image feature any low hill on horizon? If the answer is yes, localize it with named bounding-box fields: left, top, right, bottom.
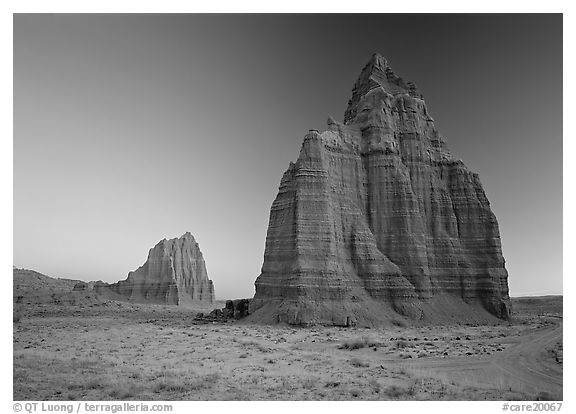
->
left=13, top=267, right=122, bottom=306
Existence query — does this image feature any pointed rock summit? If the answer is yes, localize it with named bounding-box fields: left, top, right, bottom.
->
left=249, top=54, right=510, bottom=326
left=105, top=232, right=215, bottom=305
left=345, top=53, right=423, bottom=123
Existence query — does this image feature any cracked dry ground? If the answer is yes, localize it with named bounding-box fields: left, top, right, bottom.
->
left=13, top=301, right=562, bottom=400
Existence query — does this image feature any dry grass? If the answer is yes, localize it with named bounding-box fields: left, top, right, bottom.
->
left=13, top=301, right=562, bottom=401
left=349, top=357, right=370, bottom=368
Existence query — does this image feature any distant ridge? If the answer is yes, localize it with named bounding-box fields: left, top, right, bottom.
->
left=12, top=267, right=114, bottom=305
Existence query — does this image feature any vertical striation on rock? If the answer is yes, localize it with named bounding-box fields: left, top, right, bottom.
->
left=104, top=232, right=215, bottom=305
left=250, top=53, right=510, bottom=326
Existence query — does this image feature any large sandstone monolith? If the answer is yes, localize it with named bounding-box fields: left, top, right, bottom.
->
left=103, top=232, right=215, bottom=305
left=249, top=54, right=510, bottom=326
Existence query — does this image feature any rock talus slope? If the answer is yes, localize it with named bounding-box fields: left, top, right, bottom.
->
left=103, top=232, right=215, bottom=305
left=250, top=54, right=510, bottom=326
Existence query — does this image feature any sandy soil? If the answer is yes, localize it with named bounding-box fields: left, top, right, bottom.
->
left=13, top=298, right=562, bottom=401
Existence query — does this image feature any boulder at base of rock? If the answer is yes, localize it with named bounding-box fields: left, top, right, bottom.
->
left=196, top=299, right=252, bottom=322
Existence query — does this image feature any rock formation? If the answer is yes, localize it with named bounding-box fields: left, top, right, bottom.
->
left=250, top=54, right=510, bottom=326
left=196, top=299, right=252, bottom=322
left=101, top=232, right=215, bottom=305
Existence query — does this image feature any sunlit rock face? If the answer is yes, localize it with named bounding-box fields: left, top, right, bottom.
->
left=250, top=54, right=510, bottom=326
left=105, top=232, right=215, bottom=305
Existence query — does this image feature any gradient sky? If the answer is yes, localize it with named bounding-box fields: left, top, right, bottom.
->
left=13, top=14, right=562, bottom=299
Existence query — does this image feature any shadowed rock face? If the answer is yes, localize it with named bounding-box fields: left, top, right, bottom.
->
left=250, top=54, right=510, bottom=326
left=103, top=232, right=215, bottom=305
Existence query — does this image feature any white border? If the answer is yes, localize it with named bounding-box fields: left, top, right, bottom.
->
left=3, top=2, right=572, bottom=412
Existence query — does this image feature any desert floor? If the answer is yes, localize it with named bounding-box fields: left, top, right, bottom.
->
left=13, top=297, right=562, bottom=401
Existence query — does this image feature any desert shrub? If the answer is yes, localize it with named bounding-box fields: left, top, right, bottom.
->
left=339, top=338, right=366, bottom=350
left=362, top=336, right=379, bottom=347
left=241, top=340, right=270, bottom=353
left=278, top=376, right=299, bottom=391
left=536, top=391, right=554, bottom=401
left=385, top=385, right=413, bottom=398
left=203, top=373, right=220, bottom=384
left=396, top=340, right=410, bottom=349
left=13, top=310, right=22, bottom=324
left=301, top=378, right=316, bottom=389
left=391, top=318, right=408, bottom=328
left=349, top=357, right=369, bottom=368
left=148, top=368, right=219, bottom=394
left=153, top=377, right=191, bottom=393
left=339, top=336, right=379, bottom=350
left=127, top=371, right=142, bottom=380
left=407, top=379, right=421, bottom=396
left=109, top=382, right=137, bottom=399
left=83, top=377, right=105, bottom=390
left=368, top=378, right=381, bottom=393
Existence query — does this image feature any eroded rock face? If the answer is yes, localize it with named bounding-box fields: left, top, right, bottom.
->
left=103, top=232, right=215, bottom=305
left=250, top=54, right=510, bottom=326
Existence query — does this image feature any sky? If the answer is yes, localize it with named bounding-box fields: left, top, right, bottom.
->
left=13, top=14, right=562, bottom=299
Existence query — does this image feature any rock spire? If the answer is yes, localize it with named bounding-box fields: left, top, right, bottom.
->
left=249, top=54, right=510, bottom=326
left=105, top=232, right=215, bottom=305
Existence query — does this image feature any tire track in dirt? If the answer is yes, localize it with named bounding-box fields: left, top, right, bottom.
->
left=489, top=323, right=562, bottom=397
left=395, top=322, right=562, bottom=398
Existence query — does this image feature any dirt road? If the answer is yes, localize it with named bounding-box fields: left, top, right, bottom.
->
left=490, top=323, right=562, bottom=397
left=398, top=321, right=563, bottom=399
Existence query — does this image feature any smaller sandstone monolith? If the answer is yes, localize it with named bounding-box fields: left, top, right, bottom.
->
left=104, top=232, right=215, bottom=305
